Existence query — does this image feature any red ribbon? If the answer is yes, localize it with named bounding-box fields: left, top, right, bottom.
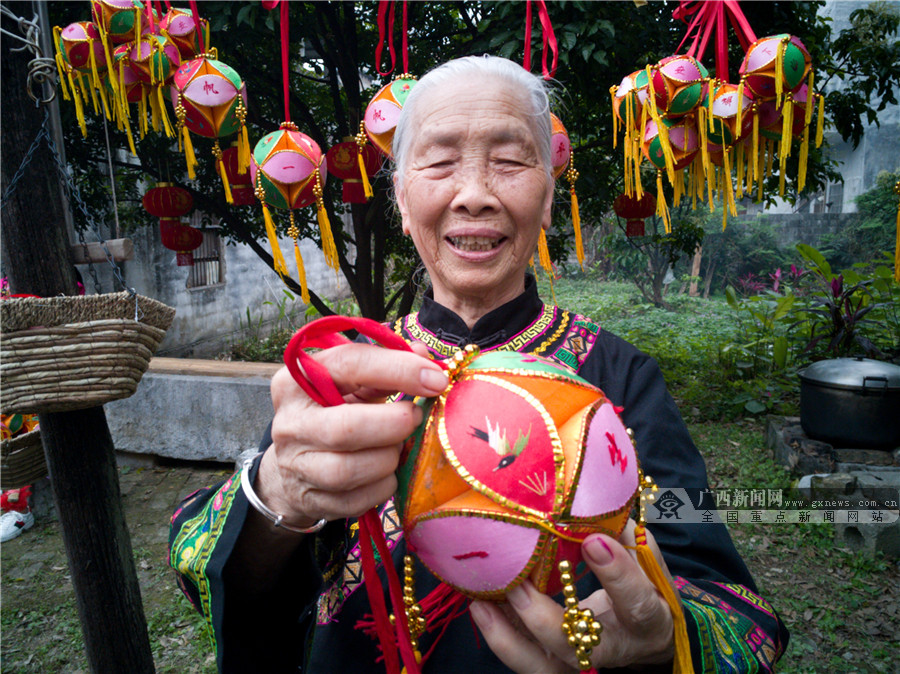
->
left=523, top=0, right=558, bottom=80
left=283, top=316, right=444, bottom=674
left=189, top=0, right=205, bottom=52
left=674, top=0, right=757, bottom=80
left=375, top=0, right=397, bottom=76
left=281, top=0, right=291, bottom=122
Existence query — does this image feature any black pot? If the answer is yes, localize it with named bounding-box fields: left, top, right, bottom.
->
left=798, top=358, right=900, bottom=449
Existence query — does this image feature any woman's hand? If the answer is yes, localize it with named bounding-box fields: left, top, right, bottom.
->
left=256, top=341, right=448, bottom=530
left=469, top=520, right=676, bottom=672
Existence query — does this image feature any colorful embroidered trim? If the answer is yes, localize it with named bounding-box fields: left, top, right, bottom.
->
left=676, top=577, right=780, bottom=673
left=396, top=305, right=558, bottom=358
left=316, top=500, right=404, bottom=624
left=169, top=472, right=242, bottom=654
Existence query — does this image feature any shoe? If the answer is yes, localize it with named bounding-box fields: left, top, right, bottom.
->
left=0, top=509, right=34, bottom=542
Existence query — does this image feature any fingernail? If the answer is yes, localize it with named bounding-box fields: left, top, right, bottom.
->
left=469, top=601, right=492, bottom=628
left=420, top=367, right=449, bottom=393
left=584, top=535, right=614, bottom=566
left=506, top=584, right=531, bottom=610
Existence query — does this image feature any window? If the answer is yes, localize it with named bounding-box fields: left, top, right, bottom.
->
left=186, top=228, right=225, bottom=289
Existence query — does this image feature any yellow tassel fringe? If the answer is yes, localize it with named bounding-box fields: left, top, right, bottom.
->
left=262, top=203, right=288, bottom=276
left=294, top=241, right=311, bottom=304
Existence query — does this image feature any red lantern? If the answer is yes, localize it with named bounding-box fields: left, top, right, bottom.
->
left=142, top=182, right=193, bottom=217
left=325, top=139, right=380, bottom=204
left=143, top=183, right=200, bottom=265
left=613, top=192, right=656, bottom=237
left=159, top=218, right=203, bottom=266
left=222, top=145, right=256, bottom=206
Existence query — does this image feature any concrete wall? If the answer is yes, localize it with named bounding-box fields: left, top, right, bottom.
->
left=76, top=223, right=349, bottom=358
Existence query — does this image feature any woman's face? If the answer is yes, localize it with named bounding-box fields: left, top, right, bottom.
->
left=395, top=77, right=552, bottom=317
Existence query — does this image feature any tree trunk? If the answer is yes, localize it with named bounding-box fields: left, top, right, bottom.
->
left=689, top=247, right=703, bottom=297
left=1, top=7, right=155, bottom=671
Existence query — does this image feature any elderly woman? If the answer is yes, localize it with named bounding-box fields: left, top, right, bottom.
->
left=170, top=56, right=788, bottom=673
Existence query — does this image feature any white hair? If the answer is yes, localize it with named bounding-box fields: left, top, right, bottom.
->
left=391, top=55, right=553, bottom=186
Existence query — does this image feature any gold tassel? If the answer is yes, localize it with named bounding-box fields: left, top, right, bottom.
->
left=218, top=157, right=233, bottom=204
left=736, top=78, right=746, bottom=133
left=80, top=71, right=100, bottom=116
left=239, top=125, right=251, bottom=173
left=765, top=139, right=774, bottom=179
left=358, top=150, right=373, bottom=199
left=894, top=189, right=900, bottom=283
left=118, top=60, right=131, bottom=119
left=722, top=148, right=736, bottom=221
left=673, top=166, right=684, bottom=206
left=182, top=127, right=197, bottom=180
left=293, top=240, right=311, bottom=304
left=313, top=170, right=340, bottom=272
left=88, top=41, right=102, bottom=94
left=656, top=171, right=671, bottom=233
left=804, top=71, right=815, bottom=128
left=99, top=28, right=118, bottom=96
left=148, top=87, right=161, bottom=132
left=537, top=228, right=553, bottom=274
left=138, top=90, right=148, bottom=138
left=798, top=127, right=810, bottom=193
left=571, top=188, right=583, bottom=270
left=157, top=86, right=175, bottom=137
left=645, top=66, right=675, bottom=180
left=69, top=70, right=87, bottom=136
left=262, top=203, right=288, bottom=276
left=97, top=77, right=112, bottom=121
left=735, top=142, right=745, bottom=201
left=610, top=86, right=619, bottom=149
left=629, top=526, right=694, bottom=674
left=815, top=93, right=825, bottom=148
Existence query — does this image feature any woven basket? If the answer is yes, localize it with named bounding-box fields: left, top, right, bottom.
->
left=0, top=429, right=46, bottom=489
left=0, top=292, right=175, bottom=414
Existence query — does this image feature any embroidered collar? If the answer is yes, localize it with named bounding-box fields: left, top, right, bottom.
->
left=413, top=275, right=545, bottom=352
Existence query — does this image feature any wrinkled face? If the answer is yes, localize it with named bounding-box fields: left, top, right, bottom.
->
left=395, top=77, right=552, bottom=315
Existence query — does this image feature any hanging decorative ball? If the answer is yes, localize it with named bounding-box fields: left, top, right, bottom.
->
left=325, top=138, right=381, bottom=204
left=550, top=114, right=571, bottom=180
left=129, top=34, right=181, bottom=85
left=171, top=54, right=247, bottom=138
left=398, top=348, right=640, bottom=600
left=56, top=22, right=107, bottom=74
left=612, top=69, right=649, bottom=129
left=159, top=218, right=204, bottom=266
left=650, top=55, right=708, bottom=118
left=222, top=145, right=257, bottom=206
left=364, top=73, right=417, bottom=157
left=159, top=7, right=209, bottom=60
left=251, top=124, right=326, bottom=210
left=170, top=51, right=250, bottom=184
left=706, top=81, right=753, bottom=146
left=613, top=192, right=657, bottom=238
left=91, top=0, right=148, bottom=45
left=739, top=34, right=810, bottom=101
left=642, top=117, right=698, bottom=172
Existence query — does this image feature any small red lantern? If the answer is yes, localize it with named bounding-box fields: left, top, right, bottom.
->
left=222, top=145, right=256, bottom=206
left=613, top=192, right=656, bottom=237
left=325, top=139, right=380, bottom=204
left=143, top=183, right=201, bottom=265
left=159, top=218, right=204, bottom=266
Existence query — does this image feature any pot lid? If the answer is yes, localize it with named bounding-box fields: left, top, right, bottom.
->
left=799, top=357, right=900, bottom=390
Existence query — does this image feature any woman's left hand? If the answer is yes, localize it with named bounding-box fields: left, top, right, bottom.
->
left=469, top=520, right=676, bottom=672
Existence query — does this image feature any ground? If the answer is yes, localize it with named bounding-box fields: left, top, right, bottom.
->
left=1, top=419, right=898, bottom=672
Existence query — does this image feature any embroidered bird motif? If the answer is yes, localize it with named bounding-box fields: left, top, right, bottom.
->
left=470, top=416, right=531, bottom=471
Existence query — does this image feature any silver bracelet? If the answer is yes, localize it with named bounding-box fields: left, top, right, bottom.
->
left=240, top=454, right=327, bottom=534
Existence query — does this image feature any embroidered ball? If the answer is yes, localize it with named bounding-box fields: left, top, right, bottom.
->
left=364, top=74, right=417, bottom=157
left=397, top=348, right=640, bottom=600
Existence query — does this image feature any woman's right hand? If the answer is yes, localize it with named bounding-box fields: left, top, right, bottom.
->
left=255, top=341, right=449, bottom=531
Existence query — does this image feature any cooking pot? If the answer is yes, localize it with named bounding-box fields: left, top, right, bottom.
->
left=798, top=358, right=900, bottom=449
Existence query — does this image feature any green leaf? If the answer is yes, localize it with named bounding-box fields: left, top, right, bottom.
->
left=745, top=400, right=767, bottom=414
left=796, top=243, right=832, bottom=278
left=236, top=4, right=252, bottom=26
left=773, top=336, right=788, bottom=370
left=772, top=295, right=796, bottom=321
left=726, top=286, right=740, bottom=310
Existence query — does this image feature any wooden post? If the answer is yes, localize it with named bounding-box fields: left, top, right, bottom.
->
left=1, top=7, right=155, bottom=672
